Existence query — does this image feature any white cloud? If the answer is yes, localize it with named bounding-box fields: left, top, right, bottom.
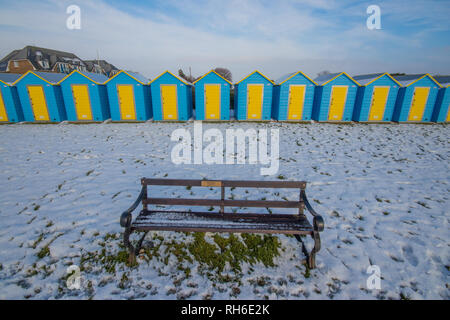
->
left=0, top=0, right=448, bottom=80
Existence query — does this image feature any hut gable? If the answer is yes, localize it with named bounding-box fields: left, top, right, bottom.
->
left=0, top=73, right=24, bottom=122
left=312, top=72, right=359, bottom=122
left=392, top=74, right=441, bottom=122
left=352, top=73, right=401, bottom=122
left=150, top=71, right=192, bottom=121
left=234, top=71, right=273, bottom=120
left=105, top=70, right=152, bottom=121
left=14, top=71, right=67, bottom=122
left=272, top=71, right=316, bottom=121
left=58, top=70, right=110, bottom=122
left=194, top=70, right=231, bottom=120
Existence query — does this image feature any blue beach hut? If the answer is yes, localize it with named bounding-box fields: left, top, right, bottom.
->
left=272, top=71, right=317, bottom=121
left=431, top=76, right=450, bottom=123
left=0, top=73, right=24, bottom=123
left=312, top=72, right=360, bottom=122
left=150, top=71, right=193, bottom=121
left=58, top=70, right=110, bottom=122
left=352, top=73, right=401, bottom=122
left=392, top=74, right=441, bottom=122
left=105, top=70, right=152, bottom=121
left=13, top=71, right=66, bottom=122
left=193, top=70, right=231, bottom=120
left=234, top=71, right=274, bottom=121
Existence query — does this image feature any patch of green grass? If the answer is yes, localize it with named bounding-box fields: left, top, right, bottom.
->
left=37, top=246, right=50, bottom=259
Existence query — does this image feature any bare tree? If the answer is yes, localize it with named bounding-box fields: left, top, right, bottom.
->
left=214, top=67, right=232, bottom=82
left=178, top=69, right=198, bottom=83
left=317, top=70, right=331, bottom=78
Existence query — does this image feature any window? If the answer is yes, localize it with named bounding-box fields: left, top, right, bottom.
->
left=13, top=61, right=19, bottom=68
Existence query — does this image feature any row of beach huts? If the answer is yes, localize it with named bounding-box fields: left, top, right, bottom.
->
left=0, top=69, right=449, bottom=124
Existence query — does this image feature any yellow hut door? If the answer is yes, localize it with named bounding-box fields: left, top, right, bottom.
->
left=117, top=85, right=136, bottom=120
left=205, top=84, right=220, bottom=120
left=408, top=87, right=429, bottom=121
left=247, top=84, right=264, bottom=120
left=287, top=85, right=305, bottom=120
left=0, top=90, right=9, bottom=122
left=161, top=85, right=178, bottom=120
left=368, top=87, right=390, bottom=121
left=328, top=86, right=348, bottom=121
left=446, top=103, right=450, bottom=122
left=72, top=85, right=93, bottom=120
left=27, top=86, right=49, bottom=121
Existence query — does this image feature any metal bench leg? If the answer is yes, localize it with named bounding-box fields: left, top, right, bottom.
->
left=124, top=229, right=149, bottom=265
left=123, top=227, right=136, bottom=265
left=295, top=231, right=321, bottom=269
left=308, top=231, right=321, bottom=269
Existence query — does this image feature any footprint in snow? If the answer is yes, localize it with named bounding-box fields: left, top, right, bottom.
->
left=402, top=245, right=419, bottom=267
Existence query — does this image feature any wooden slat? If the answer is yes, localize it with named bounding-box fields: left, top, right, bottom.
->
left=143, top=198, right=303, bottom=208
left=142, top=178, right=306, bottom=189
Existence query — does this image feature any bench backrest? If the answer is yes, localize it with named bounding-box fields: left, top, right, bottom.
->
left=140, top=178, right=307, bottom=215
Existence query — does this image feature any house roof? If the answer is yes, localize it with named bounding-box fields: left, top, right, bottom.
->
left=433, top=76, right=450, bottom=87
left=391, top=74, right=441, bottom=87
left=0, top=45, right=85, bottom=72
left=193, top=70, right=232, bottom=84
left=84, top=60, right=119, bottom=75
left=58, top=70, right=109, bottom=84
left=275, top=71, right=317, bottom=85
left=353, top=73, right=401, bottom=86
left=314, top=72, right=360, bottom=86
left=235, top=70, right=274, bottom=85
left=0, top=73, right=23, bottom=85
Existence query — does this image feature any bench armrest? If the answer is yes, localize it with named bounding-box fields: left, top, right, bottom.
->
left=300, top=190, right=324, bottom=232
left=120, top=186, right=145, bottom=228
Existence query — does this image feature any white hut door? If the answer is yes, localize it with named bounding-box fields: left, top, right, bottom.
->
left=72, top=85, right=93, bottom=120
left=287, top=85, right=305, bottom=120
left=0, top=90, right=8, bottom=122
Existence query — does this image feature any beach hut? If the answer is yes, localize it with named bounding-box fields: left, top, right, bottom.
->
left=234, top=71, right=274, bottom=121
left=312, top=72, right=360, bottom=122
left=431, top=76, right=450, bottom=122
left=392, top=74, right=441, bottom=122
left=13, top=71, right=66, bottom=122
left=105, top=70, right=152, bottom=121
left=352, top=73, right=401, bottom=122
left=193, top=70, right=231, bottom=120
left=272, top=71, right=317, bottom=121
left=0, top=73, right=24, bottom=123
left=58, top=70, right=110, bottom=122
left=150, top=71, right=192, bottom=121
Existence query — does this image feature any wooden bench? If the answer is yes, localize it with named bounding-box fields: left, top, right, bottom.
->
left=120, top=178, right=324, bottom=269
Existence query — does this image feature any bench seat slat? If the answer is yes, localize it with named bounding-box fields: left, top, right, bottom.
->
left=131, top=211, right=313, bottom=234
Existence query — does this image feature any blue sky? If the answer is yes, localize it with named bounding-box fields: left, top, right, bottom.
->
left=0, top=0, right=449, bottom=80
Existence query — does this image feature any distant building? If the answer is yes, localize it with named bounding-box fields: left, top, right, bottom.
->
left=0, top=46, right=87, bottom=74
left=0, top=46, right=119, bottom=76
left=84, top=60, right=119, bottom=77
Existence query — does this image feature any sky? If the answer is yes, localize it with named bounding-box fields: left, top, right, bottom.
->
left=0, top=0, right=449, bottom=81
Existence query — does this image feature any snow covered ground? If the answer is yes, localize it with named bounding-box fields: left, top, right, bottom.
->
left=0, top=121, right=448, bottom=300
